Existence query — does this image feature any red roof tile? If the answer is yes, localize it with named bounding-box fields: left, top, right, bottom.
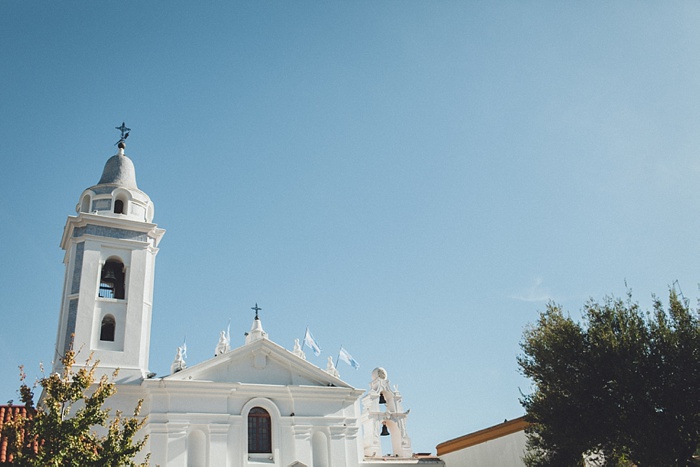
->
left=0, top=405, right=28, bottom=463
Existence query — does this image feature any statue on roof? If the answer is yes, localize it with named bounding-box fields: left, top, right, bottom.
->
left=215, top=330, right=230, bottom=356
left=326, top=356, right=339, bottom=378
left=292, top=338, right=306, bottom=360
left=171, top=345, right=186, bottom=373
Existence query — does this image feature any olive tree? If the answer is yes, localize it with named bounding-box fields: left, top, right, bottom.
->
left=518, top=290, right=700, bottom=466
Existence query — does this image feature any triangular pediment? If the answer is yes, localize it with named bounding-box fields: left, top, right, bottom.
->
left=164, top=338, right=352, bottom=388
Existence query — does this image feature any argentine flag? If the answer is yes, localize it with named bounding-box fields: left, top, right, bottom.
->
left=338, top=346, right=360, bottom=370
left=303, top=328, right=321, bottom=356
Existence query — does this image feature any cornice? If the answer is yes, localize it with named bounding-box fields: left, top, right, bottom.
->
left=60, top=213, right=163, bottom=250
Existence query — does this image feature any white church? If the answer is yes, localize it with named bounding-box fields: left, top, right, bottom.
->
left=49, top=130, right=446, bottom=467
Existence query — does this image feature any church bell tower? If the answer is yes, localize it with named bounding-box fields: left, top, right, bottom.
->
left=53, top=125, right=165, bottom=383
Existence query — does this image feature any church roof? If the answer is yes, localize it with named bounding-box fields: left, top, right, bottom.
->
left=163, top=335, right=356, bottom=389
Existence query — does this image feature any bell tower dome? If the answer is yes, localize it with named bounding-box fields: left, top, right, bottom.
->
left=53, top=126, right=165, bottom=383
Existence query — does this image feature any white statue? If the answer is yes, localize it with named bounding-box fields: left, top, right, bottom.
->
left=214, top=330, right=229, bottom=356
left=171, top=346, right=186, bottom=373
left=292, top=338, right=306, bottom=359
left=326, top=356, right=339, bottom=378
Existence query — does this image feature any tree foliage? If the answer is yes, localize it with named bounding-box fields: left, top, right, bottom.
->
left=518, top=290, right=700, bottom=466
left=2, top=349, right=149, bottom=466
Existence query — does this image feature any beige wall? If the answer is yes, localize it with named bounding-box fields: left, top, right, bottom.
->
left=437, top=417, right=528, bottom=467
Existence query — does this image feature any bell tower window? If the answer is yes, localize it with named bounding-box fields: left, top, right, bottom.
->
left=100, top=315, right=116, bottom=342
left=99, top=260, right=125, bottom=299
left=248, top=407, right=272, bottom=453
left=114, top=199, right=125, bottom=214
left=80, top=195, right=91, bottom=213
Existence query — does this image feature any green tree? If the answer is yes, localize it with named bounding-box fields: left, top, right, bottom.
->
left=2, top=349, right=150, bottom=466
left=518, top=290, right=700, bottom=466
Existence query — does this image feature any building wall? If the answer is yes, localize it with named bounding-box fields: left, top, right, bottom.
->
left=437, top=417, right=527, bottom=467
left=441, top=430, right=526, bottom=467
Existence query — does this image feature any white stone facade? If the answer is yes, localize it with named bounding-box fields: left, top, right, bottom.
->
left=52, top=141, right=442, bottom=467
left=136, top=339, right=365, bottom=466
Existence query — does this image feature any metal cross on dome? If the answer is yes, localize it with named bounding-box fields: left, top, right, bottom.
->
left=115, top=122, right=131, bottom=143
left=251, top=303, right=262, bottom=319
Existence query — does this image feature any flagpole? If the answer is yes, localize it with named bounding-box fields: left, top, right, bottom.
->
left=336, top=345, right=342, bottom=368
left=301, top=327, right=308, bottom=351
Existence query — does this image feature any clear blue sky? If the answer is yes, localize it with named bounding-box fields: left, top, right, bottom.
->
left=2, top=1, right=700, bottom=454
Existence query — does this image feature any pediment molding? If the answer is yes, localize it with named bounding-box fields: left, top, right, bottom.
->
left=162, top=338, right=354, bottom=389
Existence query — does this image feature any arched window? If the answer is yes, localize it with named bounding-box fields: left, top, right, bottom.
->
left=100, top=315, right=116, bottom=342
left=80, top=195, right=91, bottom=213
left=248, top=407, right=271, bottom=453
left=99, top=260, right=125, bottom=299
left=114, top=199, right=125, bottom=214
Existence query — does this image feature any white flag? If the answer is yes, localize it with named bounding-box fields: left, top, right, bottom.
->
left=339, top=346, right=360, bottom=370
left=304, top=328, right=321, bottom=356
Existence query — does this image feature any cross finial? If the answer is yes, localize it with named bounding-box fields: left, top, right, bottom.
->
left=115, top=122, right=131, bottom=147
left=251, top=303, right=262, bottom=320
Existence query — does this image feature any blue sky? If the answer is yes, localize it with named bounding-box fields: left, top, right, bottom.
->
left=2, top=1, right=700, bottom=454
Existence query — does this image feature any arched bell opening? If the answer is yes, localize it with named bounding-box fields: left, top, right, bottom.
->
left=112, top=189, right=130, bottom=215
left=80, top=194, right=91, bottom=213
left=114, top=199, right=124, bottom=214
left=379, top=419, right=402, bottom=457
left=99, top=259, right=125, bottom=299
left=379, top=422, right=393, bottom=457
left=100, top=315, right=116, bottom=342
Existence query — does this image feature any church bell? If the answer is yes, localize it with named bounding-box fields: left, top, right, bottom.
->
left=380, top=423, right=390, bottom=436
left=379, top=393, right=386, bottom=404
left=102, top=269, right=117, bottom=281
